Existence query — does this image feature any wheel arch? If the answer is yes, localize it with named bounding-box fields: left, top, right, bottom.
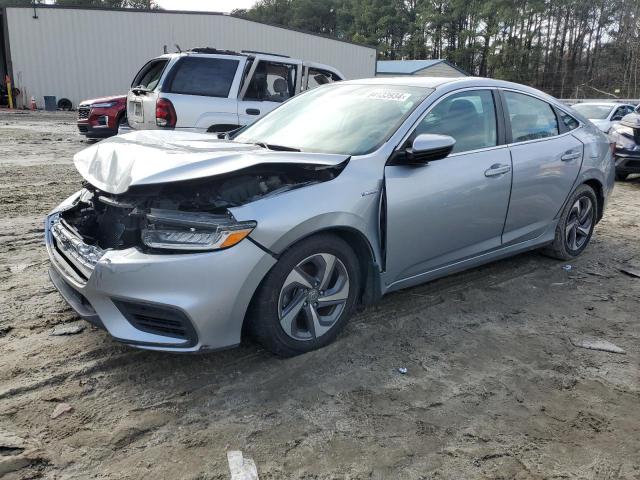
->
left=243, top=225, right=382, bottom=337
left=583, top=178, right=604, bottom=222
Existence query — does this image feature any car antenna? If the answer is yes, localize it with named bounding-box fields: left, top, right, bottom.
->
left=175, top=44, right=182, bottom=53
left=163, top=45, right=168, bottom=54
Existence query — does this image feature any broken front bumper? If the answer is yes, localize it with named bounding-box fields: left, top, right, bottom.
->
left=45, top=196, right=276, bottom=352
left=614, top=150, right=640, bottom=175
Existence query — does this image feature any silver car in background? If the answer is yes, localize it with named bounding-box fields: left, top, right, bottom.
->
left=46, top=77, right=614, bottom=356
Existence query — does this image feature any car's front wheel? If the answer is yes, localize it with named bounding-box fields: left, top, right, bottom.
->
left=542, top=184, right=597, bottom=260
left=247, top=234, right=361, bottom=357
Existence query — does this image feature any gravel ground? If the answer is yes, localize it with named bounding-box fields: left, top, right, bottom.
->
left=1, top=110, right=639, bottom=480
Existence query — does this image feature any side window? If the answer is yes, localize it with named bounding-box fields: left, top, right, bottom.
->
left=558, top=110, right=579, bottom=131
left=245, top=62, right=296, bottom=102
left=167, top=57, right=239, bottom=97
left=504, top=91, right=559, bottom=142
left=307, top=68, right=340, bottom=90
left=612, top=107, right=626, bottom=120
left=131, top=60, right=168, bottom=90
left=412, top=90, right=497, bottom=154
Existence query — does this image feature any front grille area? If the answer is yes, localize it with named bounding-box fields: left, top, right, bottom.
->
left=78, top=106, right=90, bottom=120
left=113, top=300, right=197, bottom=347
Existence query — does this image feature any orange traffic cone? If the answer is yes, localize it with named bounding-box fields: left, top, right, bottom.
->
left=30, top=96, right=37, bottom=110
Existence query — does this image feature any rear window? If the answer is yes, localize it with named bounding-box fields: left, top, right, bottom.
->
left=167, top=57, right=239, bottom=97
left=131, top=59, right=168, bottom=91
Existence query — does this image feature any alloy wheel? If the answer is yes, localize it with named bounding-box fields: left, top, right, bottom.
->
left=278, top=253, right=350, bottom=341
left=565, top=196, right=594, bottom=252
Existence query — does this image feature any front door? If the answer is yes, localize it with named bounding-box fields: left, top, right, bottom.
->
left=237, top=59, right=301, bottom=126
left=500, top=90, right=583, bottom=245
left=384, top=89, right=512, bottom=288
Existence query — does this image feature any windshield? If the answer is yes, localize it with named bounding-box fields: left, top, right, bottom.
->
left=572, top=104, right=613, bottom=120
left=234, top=84, right=431, bottom=155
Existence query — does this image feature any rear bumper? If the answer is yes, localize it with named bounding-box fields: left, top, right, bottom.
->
left=45, top=199, right=276, bottom=353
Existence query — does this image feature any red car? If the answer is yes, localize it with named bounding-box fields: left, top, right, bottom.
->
left=77, top=95, right=127, bottom=139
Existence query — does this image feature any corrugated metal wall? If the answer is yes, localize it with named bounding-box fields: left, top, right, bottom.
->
left=5, top=6, right=376, bottom=107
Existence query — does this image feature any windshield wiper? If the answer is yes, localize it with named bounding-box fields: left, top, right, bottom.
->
left=254, top=142, right=301, bottom=152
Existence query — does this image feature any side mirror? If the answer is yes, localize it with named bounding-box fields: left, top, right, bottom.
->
left=399, top=134, right=455, bottom=164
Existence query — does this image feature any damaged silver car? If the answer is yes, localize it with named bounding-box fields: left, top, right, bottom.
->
left=46, top=78, right=614, bottom=356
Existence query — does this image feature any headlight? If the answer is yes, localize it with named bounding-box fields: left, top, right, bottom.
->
left=91, top=102, right=117, bottom=108
left=142, top=209, right=256, bottom=251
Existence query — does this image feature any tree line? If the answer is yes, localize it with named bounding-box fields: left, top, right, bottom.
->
left=236, top=0, right=640, bottom=99
left=4, top=0, right=638, bottom=98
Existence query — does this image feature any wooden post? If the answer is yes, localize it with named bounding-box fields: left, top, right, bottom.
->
left=5, top=76, right=14, bottom=110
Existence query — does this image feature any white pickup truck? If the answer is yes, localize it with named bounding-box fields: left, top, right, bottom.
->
left=126, top=48, right=344, bottom=133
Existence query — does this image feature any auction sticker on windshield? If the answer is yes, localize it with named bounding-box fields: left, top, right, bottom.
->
left=365, top=90, right=413, bottom=102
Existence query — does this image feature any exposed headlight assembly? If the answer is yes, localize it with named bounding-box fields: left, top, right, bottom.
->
left=142, top=209, right=256, bottom=251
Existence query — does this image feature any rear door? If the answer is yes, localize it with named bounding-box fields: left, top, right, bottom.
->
left=127, top=58, right=169, bottom=130
left=384, top=89, right=513, bottom=287
left=302, top=64, right=343, bottom=91
left=161, top=54, right=245, bottom=131
left=501, top=90, right=583, bottom=245
left=237, top=59, right=302, bottom=126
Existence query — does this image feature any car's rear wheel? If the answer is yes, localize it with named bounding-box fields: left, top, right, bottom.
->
left=542, top=184, right=597, bottom=260
left=247, top=234, right=360, bottom=357
left=615, top=172, right=629, bottom=181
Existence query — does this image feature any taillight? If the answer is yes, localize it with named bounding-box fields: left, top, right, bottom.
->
left=156, top=98, right=177, bottom=128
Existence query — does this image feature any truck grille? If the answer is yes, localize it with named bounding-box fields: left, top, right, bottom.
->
left=78, top=106, right=90, bottom=120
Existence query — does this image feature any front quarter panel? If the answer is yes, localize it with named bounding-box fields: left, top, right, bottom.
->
left=229, top=156, right=385, bottom=265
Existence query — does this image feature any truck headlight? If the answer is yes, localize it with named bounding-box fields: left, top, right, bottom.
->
left=142, top=209, right=256, bottom=251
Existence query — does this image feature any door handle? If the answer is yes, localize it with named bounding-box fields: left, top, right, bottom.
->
left=246, top=108, right=260, bottom=116
left=561, top=151, right=581, bottom=161
left=484, top=164, right=511, bottom=177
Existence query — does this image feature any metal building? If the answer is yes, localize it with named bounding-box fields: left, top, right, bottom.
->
left=376, top=60, right=468, bottom=78
left=0, top=5, right=377, bottom=108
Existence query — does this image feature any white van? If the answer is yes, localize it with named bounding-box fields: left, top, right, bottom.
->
left=126, top=48, right=344, bottom=133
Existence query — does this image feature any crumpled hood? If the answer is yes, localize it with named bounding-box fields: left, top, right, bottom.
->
left=74, top=130, right=349, bottom=194
left=621, top=112, right=640, bottom=129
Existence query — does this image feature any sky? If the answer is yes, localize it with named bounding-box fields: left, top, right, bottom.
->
left=155, top=0, right=259, bottom=12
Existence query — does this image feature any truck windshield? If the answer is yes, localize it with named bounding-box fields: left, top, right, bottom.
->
left=234, top=84, right=431, bottom=156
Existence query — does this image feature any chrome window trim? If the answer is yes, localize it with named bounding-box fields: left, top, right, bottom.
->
left=394, top=86, right=502, bottom=157
left=500, top=87, right=584, bottom=146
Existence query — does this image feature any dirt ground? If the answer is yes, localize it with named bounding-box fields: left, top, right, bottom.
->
left=0, top=110, right=639, bottom=480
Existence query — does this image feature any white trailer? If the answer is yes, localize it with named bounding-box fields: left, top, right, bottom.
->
left=0, top=6, right=376, bottom=108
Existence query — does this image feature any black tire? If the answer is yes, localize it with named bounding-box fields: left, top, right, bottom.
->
left=542, top=184, right=597, bottom=260
left=247, top=234, right=361, bottom=357
left=615, top=172, right=629, bottom=181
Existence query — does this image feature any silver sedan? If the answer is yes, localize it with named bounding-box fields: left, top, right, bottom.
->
left=46, top=77, right=614, bottom=356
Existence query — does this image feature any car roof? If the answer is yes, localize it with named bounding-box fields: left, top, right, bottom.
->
left=572, top=102, right=630, bottom=107
left=341, top=76, right=563, bottom=102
